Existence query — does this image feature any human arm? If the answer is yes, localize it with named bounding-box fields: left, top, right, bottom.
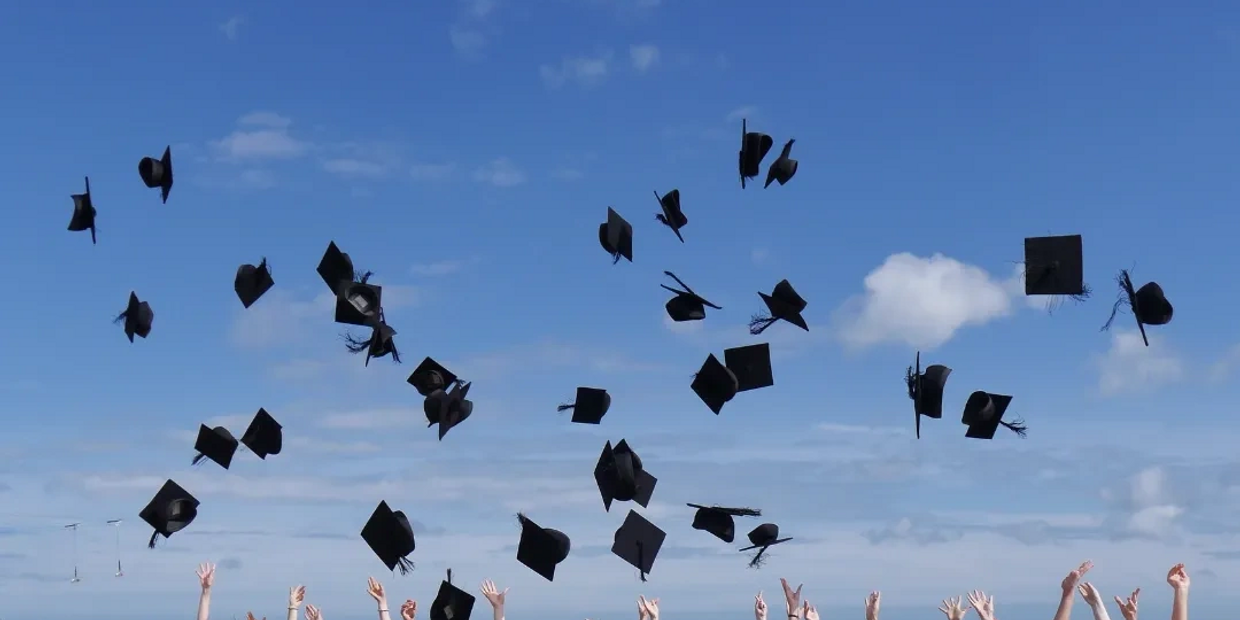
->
left=368, top=576, right=392, bottom=620
left=939, top=596, right=970, bottom=620
left=1167, top=564, right=1189, bottom=620
left=966, top=590, right=996, bottom=620
left=306, top=605, right=322, bottom=620
left=288, top=585, right=306, bottom=620
left=639, top=595, right=659, bottom=620
left=1077, top=583, right=1112, bottom=620
left=481, top=580, right=508, bottom=620
left=1053, top=561, right=1094, bottom=620
left=196, top=563, right=216, bottom=620
left=865, top=591, right=881, bottom=620
left=755, top=591, right=768, bottom=620
left=1112, top=589, right=1138, bottom=620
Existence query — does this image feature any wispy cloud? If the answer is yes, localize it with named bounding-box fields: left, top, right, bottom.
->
left=726, top=106, right=756, bottom=122
left=551, top=167, right=584, bottom=181
left=473, top=158, right=527, bottom=187
left=449, top=27, right=487, bottom=57
left=1095, top=330, right=1184, bottom=396
left=539, top=52, right=613, bottom=88
left=321, top=158, right=392, bottom=179
left=629, top=44, right=660, bottom=73
left=410, top=257, right=480, bottom=276
left=210, top=112, right=309, bottom=161
left=220, top=16, right=244, bottom=41
left=410, top=162, right=457, bottom=181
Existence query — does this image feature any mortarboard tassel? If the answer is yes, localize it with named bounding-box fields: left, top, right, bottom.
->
left=396, top=556, right=415, bottom=575
left=342, top=332, right=373, bottom=355
left=90, top=225, right=97, bottom=245
left=636, top=541, right=647, bottom=582
left=446, top=568, right=453, bottom=584
left=905, top=366, right=918, bottom=401
left=747, top=546, right=769, bottom=569
left=556, top=402, right=576, bottom=412
left=147, top=531, right=159, bottom=549
left=354, top=270, right=374, bottom=284
left=258, top=257, right=270, bottom=277
left=1101, top=270, right=1137, bottom=334
left=748, top=313, right=778, bottom=336
left=191, top=452, right=208, bottom=466
left=999, top=417, right=1029, bottom=438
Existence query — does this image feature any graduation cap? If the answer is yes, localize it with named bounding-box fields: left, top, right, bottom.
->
left=749, top=279, right=809, bottom=335
left=67, top=176, right=97, bottom=244
left=343, top=312, right=401, bottom=367
left=653, top=189, right=687, bottom=243
left=137, top=146, right=174, bottom=204
left=739, top=119, right=774, bottom=189
left=905, top=351, right=952, bottom=439
left=690, top=353, right=739, bottom=415
left=661, top=271, right=721, bottom=322
left=424, top=381, right=474, bottom=440
left=515, top=513, right=571, bottom=582
left=316, top=241, right=383, bottom=326
left=191, top=425, right=238, bottom=469
left=723, top=343, right=774, bottom=393
left=1102, top=269, right=1173, bottom=347
left=599, top=207, right=634, bottom=264
left=138, top=479, right=198, bottom=548
left=360, top=500, right=416, bottom=574
left=961, top=391, right=1027, bottom=440
left=611, top=509, right=666, bottom=582
left=686, top=504, right=761, bottom=544
left=430, top=569, right=475, bottom=620
left=740, top=523, right=792, bottom=568
left=235, top=258, right=275, bottom=309
left=408, top=357, right=460, bottom=396
left=1023, top=234, right=1090, bottom=311
left=557, top=387, right=610, bottom=424
left=764, top=139, right=798, bottom=188
left=594, top=440, right=657, bottom=512
left=113, top=291, right=154, bottom=342
left=240, top=408, right=282, bottom=459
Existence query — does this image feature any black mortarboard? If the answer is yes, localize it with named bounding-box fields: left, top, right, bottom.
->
left=1102, top=269, right=1173, bottom=347
left=594, top=440, right=657, bottom=512
left=139, top=479, right=198, bottom=548
left=612, top=509, right=666, bottom=581
left=739, top=119, right=774, bottom=189
left=234, top=258, right=275, bottom=309
left=114, top=291, right=154, bottom=342
left=690, top=354, right=739, bottom=415
left=137, top=146, right=174, bottom=204
left=653, top=189, right=687, bottom=243
left=408, top=357, right=459, bottom=396
left=764, top=139, right=798, bottom=189
left=905, top=351, right=952, bottom=439
left=686, top=504, right=761, bottom=544
left=961, top=391, right=1026, bottom=440
left=724, top=343, right=774, bottom=393
left=515, top=513, right=571, bottom=582
left=557, top=387, right=610, bottom=424
left=661, top=271, right=721, bottom=322
left=1023, top=235, right=1088, bottom=300
left=749, top=279, right=809, bottom=335
left=360, top=500, right=416, bottom=574
left=425, top=382, right=474, bottom=440
left=67, top=176, right=97, bottom=245
left=191, top=425, right=238, bottom=469
left=430, top=570, right=475, bottom=620
left=317, top=241, right=384, bottom=326
left=240, top=408, right=282, bottom=459
left=343, top=314, right=401, bottom=367
left=599, top=207, right=634, bottom=264
left=739, top=523, right=792, bottom=568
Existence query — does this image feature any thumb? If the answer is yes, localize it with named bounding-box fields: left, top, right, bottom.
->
left=503, top=588, right=510, bottom=595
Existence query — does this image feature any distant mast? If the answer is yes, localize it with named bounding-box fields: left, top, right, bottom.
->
left=108, top=519, right=124, bottom=576
left=65, top=523, right=81, bottom=583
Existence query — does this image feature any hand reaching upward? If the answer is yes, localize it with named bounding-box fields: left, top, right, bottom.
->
left=401, top=600, right=418, bottom=620
left=1166, top=563, right=1190, bottom=592
left=639, top=595, right=660, bottom=620
left=966, top=590, right=996, bottom=620
left=755, top=591, right=768, bottom=620
left=1077, top=582, right=1104, bottom=607
left=638, top=597, right=649, bottom=620
left=802, top=601, right=819, bottom=620
left=865, top=591, right=881, bottom=620
left=481, top=580, right=508, bottom=608
left=939, top=596, right=970, bottom=620
left=780, top=578, right=804, bottom=618
left=1062, top=561, right=1093, bottom=597
left=247, top=613, right=266, bottom=620
left=290, top=585, right=307, bottom=609
left=368, top=577, right=388, bottom=607
left=197, top=563, right=216, bottom=591
left=1113, top=588, right=1139, bottom=620
left=306, top=605, right=323, bottom=620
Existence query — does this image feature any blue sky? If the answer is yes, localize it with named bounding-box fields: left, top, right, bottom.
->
left=3, top=0, right=1240, bottom=619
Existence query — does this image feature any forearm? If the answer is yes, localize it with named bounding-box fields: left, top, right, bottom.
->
left=288, top=606, right=299, bottom=620
left=378, top=603, right=392, bottom=620
left=1087, top=603, right=1112, bottom=620
left=1171, top=590, right=1187, bottom=620
left=493, top=605, right=504, bottom=620
left=198, top=591, right=212, bottom=620
left=1050, top=593, right=1073, bottom=620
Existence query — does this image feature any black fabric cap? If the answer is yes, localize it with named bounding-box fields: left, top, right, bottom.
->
left=724, top=343, right=774, bottom=393
left=907, top=352, right=953, bottom=439
left=661, top=271, right=721, bottom=322
left=137, top=146, right=174, bottom=204
left=430, top=576, right=476, bottom=620
left=756, top=280, right=809, bottom=332
left=115, top=291, right=154, bottom=342
left=408, top=357, right=458, bottom=397
left=235, top=258, right=275, bottom=309
left=599, top=207, right=634, bottom=263
left=690, top=354, right=738, bottom=415
left=515, top=513, right=571, bottom=582
left=138, top=479, right=199, bottom=547
left=594, top=440, right=657, bottom=512
left=360, top=501, right=416, bottom=574
left=738, top=119, right=775, bottom=188
left=961, top=391, right=1017, bottom=440
left=1023, top=235, right=1086, bottom=296
left=687, top=504, right=761, bottom=544
left=739, top=523, right=792, bottom=551
left=193, top=425, right=238, bottom=469
left=611, top=509, right=666, bottom=578
left=335, top=281, right=383, bottom=326
left=67, top=176, right=97, bottom=244
left=764, top=140, right=798, bottom=188
left=654, top=189, right=687, bottom=243
left=426, top=382, right=473, bottom=440
left=241, top=408, right=283, bottom=459
left=316, top=241, right=355, bottom=292
left=561, top=387, right=610, bottom=424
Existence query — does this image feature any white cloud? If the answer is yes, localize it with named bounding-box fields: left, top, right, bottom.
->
left=238, top=111, right=292, bottom=129
left=210, top=113, right=309, bottom=161
left=539, top=52, right=612, bottom=88
left=662, top=313, right=704, bottom=335
left=473, top=157, right=526, bottom=187
left=551, top=167, right=584, bottom=181
left=750, top=248, right=768, bottom=264
left=1208, top=342, right=1240, bottom=382
left=462, top=0, right=498, bottom=18
left=1095, top=329, right=1184, bottom=396
left=629, top=44, right=660, bottom=72
left=411, top=162, right=457, bottom=180
left=449, top=27, right=487, bottom=56
left=220, top=16, right=244, bottom=40
left=321, top=158, right=391, bottom=179
left=834, top=253, right=1016, bottom=350
left=1105, top=467, right=1186, bottom=538
left=410, top=258, right=478, bottom=276
left=726, top=106, right=756, bottom=122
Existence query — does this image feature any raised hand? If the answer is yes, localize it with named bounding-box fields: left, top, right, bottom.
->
left=290, top=585, right=307, bottom=609
left=1166, top=563, right=1190, bottom=591
left=1113, top=588, right=1139, bottom=620
left=247, top=613, right=266, bottom=620
left=197, top=563, right=216, bottom=590
left=802, top=601, right=819, bottom=620
left=401, top=600, right=418, bottom=620
left=639, top=595, right=660, bottom=620
left=481, top=580, right=508, bottom=608
left=780, top=578, right=804, bottom=618
left=638, top=597, right=649, bottom=620
left=755, top=591, right=768, bottom=620
left=368, top=577, right=388, bottom=607
left=966, top=590, right=995, bottom=620
left=939, top=596, right=970, bottom=620
left=1062, top=561, right=1093, bottom=596
left=306, top=605, right=322, bottom=620
left=865, top=591, right=881, bottom=620
left=1077, top=582, right=1104, bottom=607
